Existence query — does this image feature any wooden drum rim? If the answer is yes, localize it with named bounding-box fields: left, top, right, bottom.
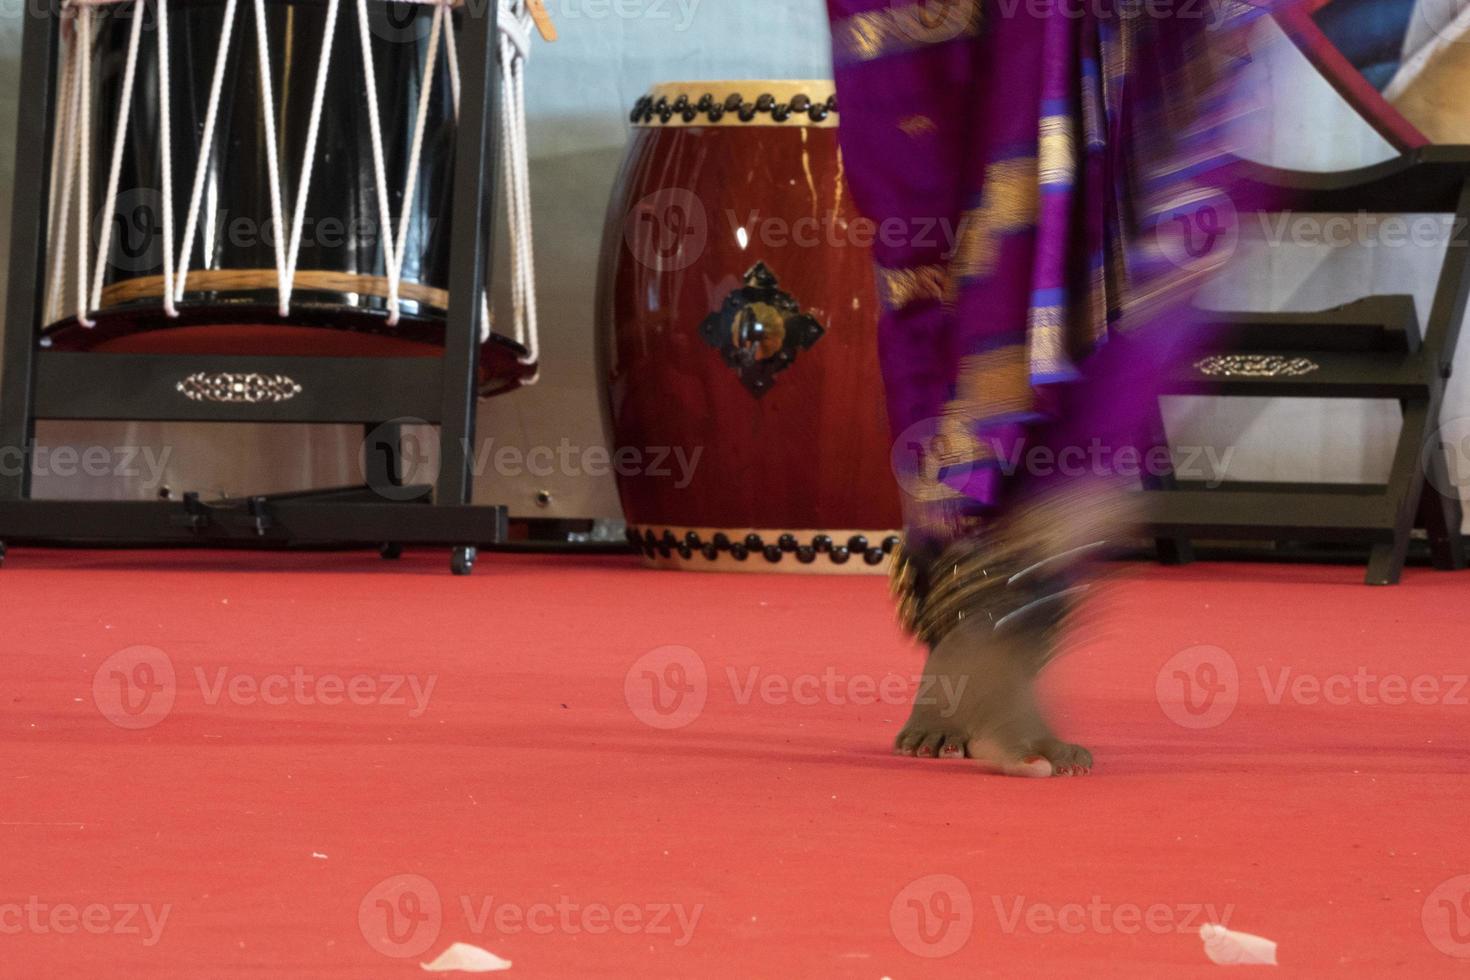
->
left=92, top=269, right=450, bottom=317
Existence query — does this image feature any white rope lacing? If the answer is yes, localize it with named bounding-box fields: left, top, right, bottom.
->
left=156, top=0, right=177, bottom=317
left=354, top=0, right=445, bottom=326
left=251, top=0, right=290, bottom=318
left=384, top=0, right=541, bottom=376
left=276, top=0, right=341, bottom=314
left=51, top=0, right=176, bottom=324
left=174, top=0, right=341, bottom=315
left=75, top=3, right=92, bottom=325
left=44, top=16, right=79, bottom=326
left=44, top=19, right=72, bottom=266
left=87, top=0, right=147, bottom=323
left=496, top=0, right=539, bottom=371
left=173, top=0, right=239, bottom=307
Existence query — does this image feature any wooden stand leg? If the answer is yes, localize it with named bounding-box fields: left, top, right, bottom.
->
left=1419, top=445, right=1468, bottom=571
left=0, top=10, right=60, bottom=506
left=1369, top=399, right=1434, bottom=585
left=1141, top=403, right=1195, bottom=565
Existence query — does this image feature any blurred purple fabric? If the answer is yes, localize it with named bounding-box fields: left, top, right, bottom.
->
left=826, top=0, right=1274, bottom=543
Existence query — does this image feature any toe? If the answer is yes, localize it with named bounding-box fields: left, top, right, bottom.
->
left=916, top=731, right=945, bottom=758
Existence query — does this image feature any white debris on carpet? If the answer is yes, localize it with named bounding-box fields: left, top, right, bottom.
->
left=1200, top=923, right=1278, bottom=966
left=421, top=942, right=513, bottom=973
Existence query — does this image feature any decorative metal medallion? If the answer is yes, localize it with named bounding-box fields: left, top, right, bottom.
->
left=700, top=262, right=825, bottom=397
left=1193, top=354, right=1321, bottom=379
left=177, top=372, right=303, bottom=404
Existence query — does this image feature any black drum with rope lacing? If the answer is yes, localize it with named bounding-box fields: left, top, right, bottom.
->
left=43, top=0, right=536, bottom=396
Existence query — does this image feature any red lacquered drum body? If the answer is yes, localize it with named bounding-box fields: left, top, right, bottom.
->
left=597, top=81, right=902, bottom=574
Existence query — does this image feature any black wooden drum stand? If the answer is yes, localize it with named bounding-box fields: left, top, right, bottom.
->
left=0, top=0, right=508, bottom=574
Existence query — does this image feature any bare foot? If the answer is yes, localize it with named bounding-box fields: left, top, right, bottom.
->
left=893, top=618, right=1091, bottom=777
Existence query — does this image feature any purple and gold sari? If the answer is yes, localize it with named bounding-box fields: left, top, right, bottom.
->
left=826, top=0, right=1269, bottom=545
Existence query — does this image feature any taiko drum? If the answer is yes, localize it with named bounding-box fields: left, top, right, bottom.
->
left=597, top=81, right=903, bottom=573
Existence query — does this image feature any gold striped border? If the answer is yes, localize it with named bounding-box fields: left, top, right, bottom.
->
left=1037, top=114, right=1076, bottom=188
left=878, top=263, right=948, bottom=311
left=832, top=0, right=984, bottom=63
left=947, top=157, right=1039, bottom=287
left=1026, top=304, right=1075, bottom=379
left=949, top=344, right=1035, bottom=430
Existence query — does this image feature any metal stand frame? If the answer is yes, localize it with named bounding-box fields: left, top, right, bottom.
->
left=0, top=0, right=506, bottom=574
left=1144, top=149, right=1470, bottom=585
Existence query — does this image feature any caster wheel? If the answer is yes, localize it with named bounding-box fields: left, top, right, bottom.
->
left=379, top=542, right=404, bottom=560
left=451, top=546, right=477, bottom=576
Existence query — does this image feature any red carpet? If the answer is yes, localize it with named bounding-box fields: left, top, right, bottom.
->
left=5, top=550, right=1469, bottom=977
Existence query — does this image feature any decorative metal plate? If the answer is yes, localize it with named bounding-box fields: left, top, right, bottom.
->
left=177, top=372, right=303, bottom=404
left=699, top=262, right=825, bottom=397
left=1193, top=355, right=1321, bottom=379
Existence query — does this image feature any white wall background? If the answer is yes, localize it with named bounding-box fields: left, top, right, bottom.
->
left=0, top=3, right=1465, bottom=529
